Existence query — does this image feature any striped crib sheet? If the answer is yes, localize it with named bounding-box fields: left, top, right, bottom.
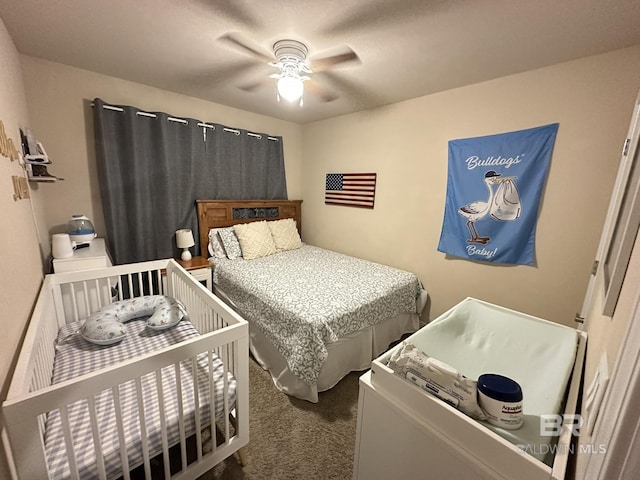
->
left=44, top=317, right=236, bottom=479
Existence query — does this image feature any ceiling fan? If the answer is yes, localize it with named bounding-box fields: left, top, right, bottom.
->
left=218, top=32, right=361, bottom=106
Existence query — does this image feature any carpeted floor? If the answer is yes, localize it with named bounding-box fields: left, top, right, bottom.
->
left=200, top=358, right=363, bottom=480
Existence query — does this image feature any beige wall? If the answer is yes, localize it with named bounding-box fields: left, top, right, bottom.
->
left=302, top=44, right=640, bottom=326
left=19, top=56, right=304, bottom=258
left=0, top=18, right=47, bottom=480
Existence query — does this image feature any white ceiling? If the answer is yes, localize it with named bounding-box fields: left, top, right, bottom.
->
left=1, top=0, right=640, bottom=124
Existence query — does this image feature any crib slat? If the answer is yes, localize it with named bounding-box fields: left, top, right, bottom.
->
left=60, top=406, right=81, bottom=480
left=205, top=350, right=216, bottom=455
left=82, top=282, right=91, bottom=316
left=112, top=385, right=132, bottom=480
left=137, top=272, right=144, bottom=296
left=107, top=276, right=114, bottom=302
left=33, top=354, right=44, bottom=393
left=69, top=283, right=80, bottom=322
left=134, top=377, right=152, bottom=480
left=155, top=369, right=172, bottom=480
left=226, top=332, right=234, bottom=377
left=175, top=362, right=188, bottom=471
left=93, top=278, right=103, bottom=309
left=117, top=276, right=125, bottom=301
left=147, top=271, right=153, bottom=296
left=87, top=395, right=108, bottom=479
left=127, top=274, right=134, bottom=300
left=222, top=343, right=231, bottom=442
left=191, top=356, right=203, bottom=461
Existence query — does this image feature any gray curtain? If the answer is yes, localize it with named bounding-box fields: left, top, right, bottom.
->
left=93, top=98, right=287, bottom=265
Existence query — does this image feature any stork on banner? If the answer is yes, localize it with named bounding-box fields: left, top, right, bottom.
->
left=437, top=123, right=559, bottom=265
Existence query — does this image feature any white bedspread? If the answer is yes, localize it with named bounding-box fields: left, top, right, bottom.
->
left=45, top=318, right=235, bottom=480
left=213, top=245, right=421, bottom=385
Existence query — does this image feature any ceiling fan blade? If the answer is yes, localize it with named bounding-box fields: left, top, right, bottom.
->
left=183, top=61, right=262, bottom=90
left=218, top=32, right=273, bottom=63
left=305, top=79, right=339, bottom=103
left=309, top=47, right=360, bottom=72
left=239, top=77, right=273, bottom=92
left=318, top=71, right=383, bottom=107
left=203, top=0, right=263, bottom=29
left=206, top=61, right=262, bottom=84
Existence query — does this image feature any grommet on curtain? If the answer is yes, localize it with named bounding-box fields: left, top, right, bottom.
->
left=197, top=123, right=215, bottom=143
left=223, top=127, right=241, bottom=136
left=167, top=116, right=188, bottom=124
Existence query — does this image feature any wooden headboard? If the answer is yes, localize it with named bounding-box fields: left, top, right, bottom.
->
left=196, top=199, right=303, bottom=255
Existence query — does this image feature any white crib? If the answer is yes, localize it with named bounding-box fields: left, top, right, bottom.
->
left=2, top=259, right=249, bottom=480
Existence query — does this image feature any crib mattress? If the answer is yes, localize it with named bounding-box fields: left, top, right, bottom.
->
left=44, top=318, right=236, bottom=480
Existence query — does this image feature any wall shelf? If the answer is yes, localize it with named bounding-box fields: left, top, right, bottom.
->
left=21, top=127, right=63, bottom=182
left=26, top=163, right=63, bottom=182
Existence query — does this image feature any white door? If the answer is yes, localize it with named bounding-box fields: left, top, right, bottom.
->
left=577, top=90, right=640, bottom=479
left=579, top=90, right=640, bottom=329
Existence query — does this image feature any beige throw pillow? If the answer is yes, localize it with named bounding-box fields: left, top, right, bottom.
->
left=233, top=221, right=277, bottom=260
left=268, top=218, right=302, bottom=251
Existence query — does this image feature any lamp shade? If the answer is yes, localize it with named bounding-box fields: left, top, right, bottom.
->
left=176, top=229, right=195, bottom=248
left=277, top=75, right=304, bottom=102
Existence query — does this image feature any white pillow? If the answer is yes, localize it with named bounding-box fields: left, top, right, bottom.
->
left=268, top=218, right=302, bottom=251
left=233, top=221, right=277, bottom=260
left=207, top=228, right=227, bottom=259
left=218, top=227, right=243, bottom=260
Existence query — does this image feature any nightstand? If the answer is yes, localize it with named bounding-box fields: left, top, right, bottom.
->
left=175, top=256, right=212, bottom=290
left=53, top=238, right=113, bottom=273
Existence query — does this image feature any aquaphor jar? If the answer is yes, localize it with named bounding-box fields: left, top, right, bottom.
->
left=477, top=373, right=524, bottom=430
left=66, top=214, right=96, bottom=245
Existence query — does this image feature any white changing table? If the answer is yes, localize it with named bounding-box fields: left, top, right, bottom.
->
left=353, top=298, right=586, bottom=480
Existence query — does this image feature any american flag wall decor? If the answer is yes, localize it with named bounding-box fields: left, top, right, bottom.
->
left=325, top=173, right=377, bottom=209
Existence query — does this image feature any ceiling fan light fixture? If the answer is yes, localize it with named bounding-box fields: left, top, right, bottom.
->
left=220, top=34, right=358, bottom=107
left=277, top=75, right=304, bottom=102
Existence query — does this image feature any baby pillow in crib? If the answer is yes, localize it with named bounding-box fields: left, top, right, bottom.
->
left=81, top=295, right=187, bottom=345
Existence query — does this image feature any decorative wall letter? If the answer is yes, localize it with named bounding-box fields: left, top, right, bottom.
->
left=0, top=120, right=20, bottom=161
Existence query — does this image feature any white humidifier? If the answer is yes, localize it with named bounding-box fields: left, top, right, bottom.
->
left=67, top=214, right=96, bottom=245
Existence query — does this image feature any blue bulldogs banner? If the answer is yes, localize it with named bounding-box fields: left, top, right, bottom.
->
left=438, top=123, right=559, bottom=265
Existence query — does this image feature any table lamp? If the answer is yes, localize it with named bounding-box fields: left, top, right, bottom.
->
left=176, top=229, right=195, bottom=261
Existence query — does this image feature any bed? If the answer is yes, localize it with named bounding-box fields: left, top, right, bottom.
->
left=2, top=259, right=249, bottom=480
left=196, top=199, right=428, bottom=402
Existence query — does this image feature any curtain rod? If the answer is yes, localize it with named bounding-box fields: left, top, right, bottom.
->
left=91, top=102, right=279, bottom=141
